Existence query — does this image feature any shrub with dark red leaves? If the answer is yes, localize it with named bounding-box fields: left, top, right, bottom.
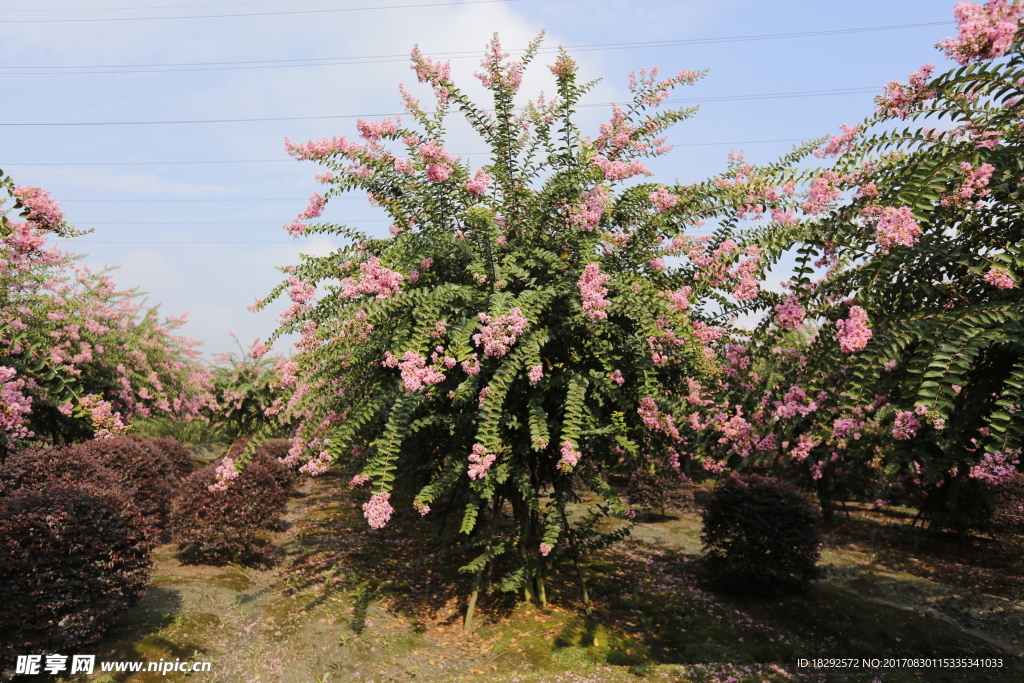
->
left=170, top=454, right=290, bottom=566
left=626, top=468, right=693, bottom=518
left=993, top=473, right=1024, bottom=535
left=0, top=482, right=153, bottom=659
left=75, top=436, right=177, bottom=525
left=254, top=439, right=297, bottom=490
left=700, top=474, right=822, bottom=593
left=152, top=436, right=196, bottom=480
left=0, top=444, right=123, bottom=498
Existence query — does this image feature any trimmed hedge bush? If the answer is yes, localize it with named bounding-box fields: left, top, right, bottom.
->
left=170, top=454, right=290, bottom=566
left=75, top=436, right=178, bottom=525
left=0, top=444, right=124, bottom=499
left=700, top=474, right=822, bottom=593
left=152, top=436, right=196, bottom=480
left=0, top=482, right=153, bottom=659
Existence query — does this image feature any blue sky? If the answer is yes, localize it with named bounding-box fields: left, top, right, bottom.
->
left=1, top=0, right=958, bottom=357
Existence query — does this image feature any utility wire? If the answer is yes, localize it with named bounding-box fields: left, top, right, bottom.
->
left=0, top=0, right=514, bottom=23
left=9, top=0, right=348, bottom=12
left=0, top=22, right=952, bottom=74
left=0, top=87, right=878, bottom=127
left=2, top=137, right=820, bottom=168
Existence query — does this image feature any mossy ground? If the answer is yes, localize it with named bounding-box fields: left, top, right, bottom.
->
left=60, top=474, right=1024, bottom=683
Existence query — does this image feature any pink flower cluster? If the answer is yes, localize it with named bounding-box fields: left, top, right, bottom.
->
left=383, top=350, right=446, bottom=393
left=969, top=449, right=1021, bottom=485
left=465, top=169, right=492, bottom=197
left=875, top=64, right=936, bottom=118
left=418, top=139, right=461, bottom=184
left=566, top=185, right=610, bottom=231
left=871, top=206, right=921, bottom=253
left=473, top=308, right=529, bottom=357
left=363, top=491, right=394, bottom=529
left=835, top=306, right=873, bottom=352
left=984, top=267, right=1016, bottom=289
left=528, top=364, right=544, bottom=383
left=208, top=456, right=239, bottom=492
left=474, top=35, right=523, bottom=91
left=410, top=46, right=452, bottom=102
left=539, top=542, right=554, bottom=556
left=638, top=397, right=681, bottom=440
left=790, top=434, right=821, bottom=462
left=648, top=186, right=678, bottom=212
left=814, top=124, right=863, bottom=159
left=802, top=171, right=841, bottom=215
left=284, top=135, right=360, bottom=161
left=832, top=417, right=864, bottom=440
left=467, top=444, right=497, bottom=480
left=775, top=294, right=806, bottom=329
left=0, top=366, right=33, bottom=439
left=592, top=156, right=653, bottom=181
left=78, top=393, right=128, bottom=439
left=578, top=264, right=612, bottom=322
left=356, top=117, right=398, bottom=141
left=610, top=369, right=625, bottom=386
left=12, top=186, right=66, bottom=230
left=892, top=410, right=921, bottom=440
left=938, top=0, right=1023, bottom=65
left=288, top=277, right=315, bottom=303
left=558, top=441, right=581, bottom=472
left=340, top=258, right=404, bottom=300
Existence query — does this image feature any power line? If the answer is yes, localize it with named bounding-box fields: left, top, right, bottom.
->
left=0, top=88, right=878, bottom=127
left=0, top=0, right=514, bottom=23
left=1, top=136, right=819, bottom=168
left=10, top=0, right=342, bottom=12
left=0, top=22, right=952, bottom=74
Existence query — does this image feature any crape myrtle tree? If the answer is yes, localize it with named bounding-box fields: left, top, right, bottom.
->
left=0, top=172, right=216, bottom=456
left=690, top=0, right=1024, bottom=525
left=251, top=36, right=794, bottom=612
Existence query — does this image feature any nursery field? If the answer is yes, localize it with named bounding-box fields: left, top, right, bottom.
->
left=67, top=459, right=1024, bottom=683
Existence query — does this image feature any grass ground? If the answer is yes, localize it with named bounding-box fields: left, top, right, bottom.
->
left=63, top=471, right=1024, bottom=683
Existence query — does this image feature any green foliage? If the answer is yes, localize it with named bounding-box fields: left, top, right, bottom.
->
left=694, top=23, right=1024, bottom=522
left=257, top=37, right=762, bottom=594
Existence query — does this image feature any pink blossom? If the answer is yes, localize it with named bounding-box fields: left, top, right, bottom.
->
left=12, top=186, right=66, bottom=230
left=473, top=308, right=529, bottom=357
left=814, top=124, right=863, bottom=158
left=875, top=64, right=936, bottom=118
left=208, top=457, right=239, bottom=492
left=833, top=417, right=864, bottom=440
left=558, top=441, right=581, bottom=472
left=363, top=492, right=394, bottom=529
left=0, top=367, right=34, bottom=439
left=426, top=163, right=453, bottom=183
left=467, top=444, right=497, bottom=480
left=549, top=53, right=577, bottom=78
left=870, top=206, right=921, bottom=253
left=592, top=156, right=653, bottom=181
left=775, top=294, right=805, bottom=329
left=610, top=369, right=625, bottom=386
left=340, top=258, right=405, bottom=300
left=578, top=264, right=612, bottom=322
left=355, top=117, right=398, bottom=141
left=528, top=364, right=544, bottom=383
left=668, top=287, right=691, bottom=313
left=803, top=172, right=843, bottom=216
left=465, top=169, right=492, bottom=197
left=461, top=354, right=481, bottom=375
left=474, top=35, right=523, bottom=91
left=984, top=267, right=1016, bottom=289
left=288, top=278, right=315, bottom=303
left=385, top=350, right=446, bottom=393
left=969, top=449, right=1020, bottom=485
left=566, top=185, right=610, bottom=231
left=301, top=192, right=326, bottom=220
left=790, top=435, right=821, bottom=462
left=539, top=542, right=554, bottom=556
left=637, top=397, right=681, bottom=440
left=284, top=135, right=358, bottom=161
left=835, top=306, right=873, bottom=352
left=893, top=410, right=921, bottom=440
left=420, top=258, right=433, bottom=269
left=649, top=186, right=678, bottom=212
left=938, top=0, right=1023, bottom=65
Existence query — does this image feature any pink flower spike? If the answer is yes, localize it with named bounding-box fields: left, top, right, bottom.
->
left=835, top=306, right=872, bottom=352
